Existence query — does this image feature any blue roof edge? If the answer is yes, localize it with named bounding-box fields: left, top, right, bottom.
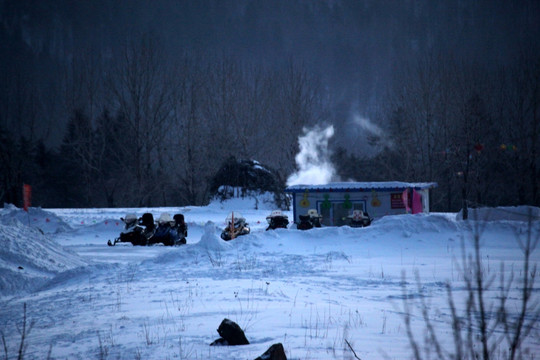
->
left=284, top=182, right=438, bottom=193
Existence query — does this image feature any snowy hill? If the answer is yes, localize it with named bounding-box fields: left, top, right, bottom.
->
left=0, top=206, right=87, bottom=296
left=0, top=203, right=538, bottom=359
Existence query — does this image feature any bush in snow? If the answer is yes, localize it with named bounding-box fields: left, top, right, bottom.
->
left=209, top=157, right=289, bottom=209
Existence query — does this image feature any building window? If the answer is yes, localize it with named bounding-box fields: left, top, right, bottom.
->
left=391, top=193, right=405, bottom=209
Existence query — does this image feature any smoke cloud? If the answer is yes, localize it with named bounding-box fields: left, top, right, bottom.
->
left=286, top=125, right=338, bottom=186
left=352, top=114, right=384, bottom=138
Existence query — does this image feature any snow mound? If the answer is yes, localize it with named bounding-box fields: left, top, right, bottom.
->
left=373, top=213, right=461, bottom=235
left=194, top=221, right=231, bottom=251
left=456, top=206, right=540, bottom=221
left=1, top=204, right=72, bottom=234
left=0, top=218, right=88, bottom=296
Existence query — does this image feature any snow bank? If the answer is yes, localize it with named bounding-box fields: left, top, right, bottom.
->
left=373, top=213, right=461, bottom=235
left=0, top=217, right=88, bottom=296
left=194, top=221, right=232, bottom=251
left=1, top=204, right=72, bottom=234
left=456, top=205, right=540, bottom=221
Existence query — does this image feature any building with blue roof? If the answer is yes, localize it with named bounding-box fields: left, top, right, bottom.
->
left=285, top=182, right=438, bottom=226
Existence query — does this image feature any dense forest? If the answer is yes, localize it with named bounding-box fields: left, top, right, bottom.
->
left=1, top=0, right=539, bottom=211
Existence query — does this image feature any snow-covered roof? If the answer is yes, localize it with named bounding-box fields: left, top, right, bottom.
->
left=285, top=181, right=438, bottom=193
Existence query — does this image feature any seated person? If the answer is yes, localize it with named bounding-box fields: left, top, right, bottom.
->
left=139, top=212, right=157, bottom=244
left=307, top=209, right=323, bottom=228
left=152, top=213, right=179, bottom=246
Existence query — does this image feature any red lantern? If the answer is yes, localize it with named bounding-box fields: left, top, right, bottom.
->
left=474, top=143, right=484, bottom=153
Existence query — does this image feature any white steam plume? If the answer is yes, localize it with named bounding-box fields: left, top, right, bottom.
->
left=286, top=125, right=338, bottom=186
left=350, top=112, right=392, bottom=150
left=352, top=114, right=384, bottom=137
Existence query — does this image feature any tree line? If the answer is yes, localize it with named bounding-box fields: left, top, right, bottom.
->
left=1, top=43, right=539, bottom=211
left=1, top=0, right=539, bottom=211
left=0, top=36, right=324, bottom=208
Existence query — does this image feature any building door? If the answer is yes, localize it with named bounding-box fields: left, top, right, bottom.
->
left=332, top=203, right=349, bottom=226
left=319, top=202, right=366, bottom=226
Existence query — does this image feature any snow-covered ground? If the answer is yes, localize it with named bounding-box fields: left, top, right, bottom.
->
left=0, top=199, right=539, bottom=359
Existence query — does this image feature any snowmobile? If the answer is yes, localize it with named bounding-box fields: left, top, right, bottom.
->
left=345, top=209, right=372, bottom=228
left=172, top=213, right=188, bottom=245
left=107, top=213, right=155, bottom=246
left=266, top=210, right=289, bottom=230
left=151, top=213, right=181, bottom=246
left=297, top=209, right=322, bottom=230
left=297, top=215, right=314, bottom=230
left=108, top=212, right=188, bottom=246
left=220, top=212, right=250, bottom=241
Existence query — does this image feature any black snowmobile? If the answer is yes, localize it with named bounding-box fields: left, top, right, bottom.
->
left=266, top=210, right=289, bottom=230
left=297, top=209, right=322, bottom=230
left=151, top=213, right=188, bottom=246
left=108, top=212, right=187, bottom=246
left=220, top=212, right=250, bottom=241
left=345, top=210, right=372, bottom=228
left=107, top=212, right=156, bottom=246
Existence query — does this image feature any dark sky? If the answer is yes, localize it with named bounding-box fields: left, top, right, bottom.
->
left=1, top=0, right=539, bottom=145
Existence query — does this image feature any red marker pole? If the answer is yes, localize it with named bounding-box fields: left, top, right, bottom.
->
left=23, top=184, right=32, bottom=212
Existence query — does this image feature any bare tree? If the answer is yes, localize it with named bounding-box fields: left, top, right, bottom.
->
left=272, top=60, right=324, bottom=178
left=166, top=56, right=324, bottom=205
left=380, top=52, right=452, bottom=206
left=169, top=56, right=216, bottom=205
left=379, top=54, right=524, bottom=213
left=59, top=110, right=99, bottom=205
left=503, top=54, right=540, bottom=207
left=0, top=64, right=44, bottom=205
left=106, top=34, right=177, bottom=206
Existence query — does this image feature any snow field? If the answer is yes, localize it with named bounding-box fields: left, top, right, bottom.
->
left=0, top=201, right=538, bottom=359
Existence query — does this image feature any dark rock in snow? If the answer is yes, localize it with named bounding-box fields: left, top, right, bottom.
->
left=210, top=318, right=249, bottom=346
left=254, top=343, right=287, bottom=360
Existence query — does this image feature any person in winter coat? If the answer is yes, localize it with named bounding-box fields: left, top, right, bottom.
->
left=307, top=209, right=322, bottom=228
left=139, top=212, right=157, bottom=244
left=152, top=213, right=179, bottom=246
